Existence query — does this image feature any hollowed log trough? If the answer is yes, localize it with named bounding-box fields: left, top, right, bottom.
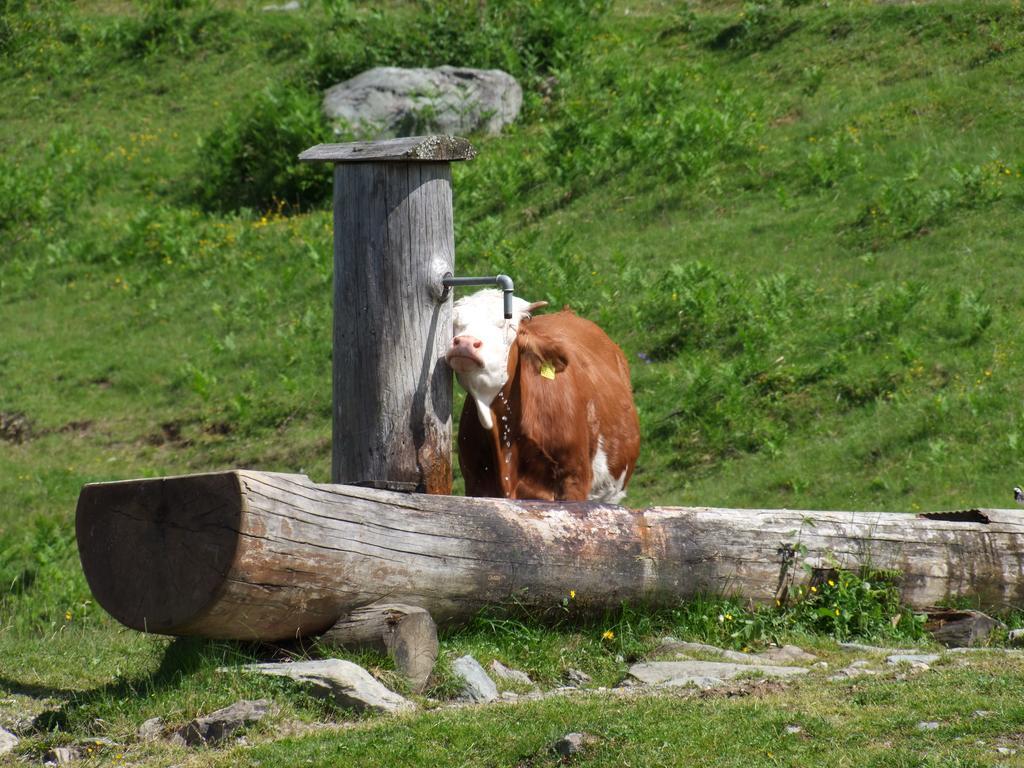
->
left=76, top=470, right=1024, bottom=641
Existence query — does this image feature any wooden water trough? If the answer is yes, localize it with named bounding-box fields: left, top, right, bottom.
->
left=77, top=469, right=1024, bottom=641
left=75, top=135, right=1024, bottom=646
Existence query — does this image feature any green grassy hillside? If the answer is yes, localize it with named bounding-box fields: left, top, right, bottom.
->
left=3, top=0, right=1024, bottom=764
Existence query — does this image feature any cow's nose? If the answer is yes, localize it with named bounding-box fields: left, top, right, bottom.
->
left=452, top=335, right=483, bottom=350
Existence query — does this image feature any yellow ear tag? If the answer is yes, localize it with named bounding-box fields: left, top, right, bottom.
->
left=540, top=361, right=556, bottom=380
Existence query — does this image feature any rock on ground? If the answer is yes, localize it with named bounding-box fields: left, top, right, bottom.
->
left=43, top=746, right=79, bottom=765
left=886, top=654, right=940, bottom=666
left=323, top=66, right=522, bottom=139
left=757, top=645, right=818, bottom=664
left=564, top=668, right=592, bottom=687
left=137, top=717, right=164, bottom=741
left=551, top=732, right=597, bottom=757
left=489, top=660, right=533, bottom=687
left=0, top=727, right=17, bottom=756
left=628, top=660, right=808, bottom=689
left=452, top=655, right=498, bottom=703
left=170, top=700, right=274, bottom=747
left=229, top=660, right=413, bottom=714
left=838, top=642, right=908, bottom=654
left=829, top=660, right=877, bottom=681
left=653, top=639, right=815, bottom=665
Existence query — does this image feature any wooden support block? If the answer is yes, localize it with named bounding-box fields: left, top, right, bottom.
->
left=925, top=609, right=1003, bottom=648
left=319, top=604, right=438, bottom=693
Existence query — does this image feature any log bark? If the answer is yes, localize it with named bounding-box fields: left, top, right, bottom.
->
left=76, top=470, right=1024, bottom=642
left=319, top=604, right=438, bottom=692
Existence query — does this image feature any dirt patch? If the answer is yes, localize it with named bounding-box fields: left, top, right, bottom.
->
left=772, top=110, right=802, bottom=127
left=0, top=412, right=32, bottom=444
left=146, top=421, right=192, bottom=447
left=698, top=678, right=789, bottom=699
left=59, top=420, right=94, bottom=435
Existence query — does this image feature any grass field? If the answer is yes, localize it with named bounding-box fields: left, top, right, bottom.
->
left=3, top=0, right=1024, bottom=764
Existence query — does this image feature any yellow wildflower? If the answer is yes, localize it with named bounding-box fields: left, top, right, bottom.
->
left=602, top=630, right=615, bottom=641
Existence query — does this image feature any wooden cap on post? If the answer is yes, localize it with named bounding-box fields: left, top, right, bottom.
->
left=298, top=135, right=478, bottom=164
left=301, top=135, right=476, bottom=494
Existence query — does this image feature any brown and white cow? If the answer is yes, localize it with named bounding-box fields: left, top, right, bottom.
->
left=445, top=289, right=640, bottom=503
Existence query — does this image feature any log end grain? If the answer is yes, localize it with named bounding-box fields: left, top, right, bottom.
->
left=75, top=471, right=243, bottom=635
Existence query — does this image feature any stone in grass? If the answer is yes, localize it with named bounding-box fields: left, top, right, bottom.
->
left=838, top=642, right=907, bottom=655
left=654, top=639, right=749, bottom=663
left=452, top=655, right=498, bottom=703
left=43, top=746, right=80, bottom=765
left=886, top=654, right=940, bottom=667
left=170, top=700, right=274, bottom=748
left=551, top=732, right=598, bottom=757
left=229, top=660, right=413, bottom=714
left=137, top=717, right=164, bottom=742
left=757, top=645, right=818, bottom=664
left=0, top=727, right=16, bottom=756
left=628, top=661, right=807, bottom=689
left=827, top=661, right=878, bottom=681
left=489, top=660, right=533, bottom=687
left=654, top=639, right=816, bottom=665
left=563, top=668, right=592, bottom=687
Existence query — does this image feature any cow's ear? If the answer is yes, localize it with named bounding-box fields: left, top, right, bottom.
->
left=517, top=328, right=569, bottom=373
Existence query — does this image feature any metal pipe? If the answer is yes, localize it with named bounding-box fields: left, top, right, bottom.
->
left=441, top=273, right=515, bottom=319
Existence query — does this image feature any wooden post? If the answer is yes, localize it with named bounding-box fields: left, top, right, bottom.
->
left=299, top=136, right=477, bottom=493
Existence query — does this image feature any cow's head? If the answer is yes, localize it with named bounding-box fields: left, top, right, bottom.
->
left=446, top=289, right=546, bottom=429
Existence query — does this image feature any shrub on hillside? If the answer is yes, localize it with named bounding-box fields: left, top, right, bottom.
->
left=194, top=85, right=334, bottom=213
left=544, top=61, right=763, bottom=197
left=304, top=0, right=608, bottom=90
left=117, top=0, right=236, bottom=59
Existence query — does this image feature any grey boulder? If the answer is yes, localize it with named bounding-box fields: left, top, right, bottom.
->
left=170, top=699, right=274, bottom=747
left=323, top=66, right=522, bottom=139
left=489, top=660, right=534, bottom=687
left=452, top=655, right=498, bottom=703
left=229, top=660, right=413, bottom=714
